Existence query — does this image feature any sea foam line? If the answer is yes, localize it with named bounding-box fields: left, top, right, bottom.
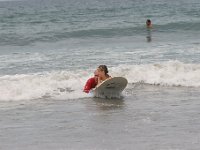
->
left=111, top=60, right=200, bottom=87
left=1, top=60, right=200, bottom=101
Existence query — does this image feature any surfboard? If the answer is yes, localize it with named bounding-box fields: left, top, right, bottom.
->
left=92, top=77, right=128, bottom=99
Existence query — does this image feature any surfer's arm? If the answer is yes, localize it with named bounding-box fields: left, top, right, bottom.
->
left=97, top=77, right=102, bottom=85
left=97, top=77, right=105, bottom=87
left=83, top=79, right=93, bottom=93
left=97, top=75, right=112, bottom=87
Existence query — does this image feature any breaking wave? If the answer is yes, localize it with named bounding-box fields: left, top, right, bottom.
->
left=1, top=61, right=200, bottom=101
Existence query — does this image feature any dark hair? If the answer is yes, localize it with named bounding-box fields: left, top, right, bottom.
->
left=146, top=19, right=151, bottom=24
left=98, top=65, right=108, bottom=74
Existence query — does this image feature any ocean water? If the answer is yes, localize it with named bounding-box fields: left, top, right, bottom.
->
left=1, top=0, right=200, bottom=149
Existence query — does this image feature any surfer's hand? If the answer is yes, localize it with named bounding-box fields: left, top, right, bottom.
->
left=97, top=77, right=102, bottom=86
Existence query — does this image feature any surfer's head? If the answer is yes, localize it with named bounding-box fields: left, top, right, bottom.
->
left=97, top=65, right=111, bottom=81
left=98, top=65, right=108, bottom=75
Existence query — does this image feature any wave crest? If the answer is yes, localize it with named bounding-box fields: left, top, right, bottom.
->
left=1, top=61, right=200, bottom=101
left=111, top=60, right=200, bottom=87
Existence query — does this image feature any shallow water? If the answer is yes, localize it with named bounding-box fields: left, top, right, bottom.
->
left=1, top=85, right=200, bottom=150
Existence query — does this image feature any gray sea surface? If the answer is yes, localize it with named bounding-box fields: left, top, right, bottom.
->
left=1, top=85, right=200, bottom=150
left=1, top=0, right=200, bottom=149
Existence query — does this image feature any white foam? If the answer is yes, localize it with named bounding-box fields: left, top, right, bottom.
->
left=0, top=71, right=91, bottom=101
left=110, top=60, right=200, bottom=87
left=1, top=60, right=200, bottom=101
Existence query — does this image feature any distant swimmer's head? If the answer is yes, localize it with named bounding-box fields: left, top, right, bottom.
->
left=146, top=19, right=152, bottom=28
left=97, top=65, right=108, bottom=75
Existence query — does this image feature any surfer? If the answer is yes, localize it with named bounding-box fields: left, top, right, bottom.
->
left=97, top=65, right=111, bottom=86
left=146, top=19, right=152, bottom=42
left=83, top=70, right=99, bottom=93
left=146, top=19, right=152, bottom=28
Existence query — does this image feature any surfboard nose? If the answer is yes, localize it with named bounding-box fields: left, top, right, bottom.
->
left=93, top=77, right=128, bottom=99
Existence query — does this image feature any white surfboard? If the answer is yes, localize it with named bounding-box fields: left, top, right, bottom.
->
left=92, top=77, right=128, bottom=99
